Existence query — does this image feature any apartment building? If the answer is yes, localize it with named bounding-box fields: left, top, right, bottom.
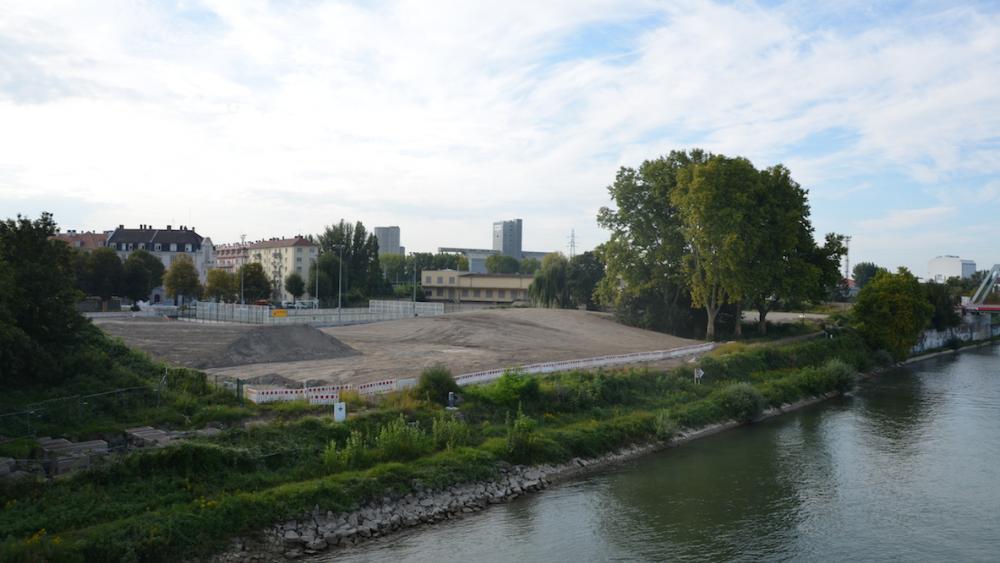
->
left=421, top=269, right=533, bottom=303
left=243, top=236, right=318, bottom=302
left=106, top=225, right=215, bottom=303
left=52, top=230, right=109, bottom=251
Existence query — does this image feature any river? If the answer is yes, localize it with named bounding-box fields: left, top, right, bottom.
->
left=323, top=344, right=1000, bottom=562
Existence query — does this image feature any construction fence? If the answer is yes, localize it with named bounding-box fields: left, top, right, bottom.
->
left=240, top=344, right=716, bottom=405
left=187, top=300, right=445, bottom=326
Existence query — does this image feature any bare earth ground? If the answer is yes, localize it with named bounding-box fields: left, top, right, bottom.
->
left=96, top=309, right=700, bottom=387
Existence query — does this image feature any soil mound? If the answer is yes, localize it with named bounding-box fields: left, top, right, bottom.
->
left=203, top=324, right=359, bottom=369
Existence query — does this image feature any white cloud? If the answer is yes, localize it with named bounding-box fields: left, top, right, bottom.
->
left=0, top=0, right=997, bottom=270
left=858, top=206, right=956, bottom=231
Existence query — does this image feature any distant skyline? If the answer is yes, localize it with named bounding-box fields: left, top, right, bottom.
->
left=2, top=1, right=998, bottom=275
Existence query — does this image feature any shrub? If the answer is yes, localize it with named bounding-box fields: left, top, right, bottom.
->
left=486, top=370, right=541, bottom=409
left=339, top=389, right=366, bottom=409
left=431, top=412, right=471, bottom=450
left=374, top=415, right=431, bottom=462
left=415, top=365, right=460, bottom=406
left=822, top=359, right=857, bottom=393
left=326, top=430, right=369, bottom=470
left=873, top=349, right=895, bottom=367
left=505, top=407, right=540, bottom=463
left=653, top=411, right=678, bottom=440
left=714, top=382, right=765, bottom=423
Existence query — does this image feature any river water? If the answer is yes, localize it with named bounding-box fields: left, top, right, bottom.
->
left=325, top=344, right=1000, bottom=562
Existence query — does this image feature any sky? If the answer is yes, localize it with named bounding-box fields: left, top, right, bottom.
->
left=1, top=0, right=998, bottom=277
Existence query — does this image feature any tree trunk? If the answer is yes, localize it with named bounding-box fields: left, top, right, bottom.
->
left=733, top=302, right=743, bottom=338
left=757, top=301, right=769, bottom=335
left=705, top=305, right=717, bottom=340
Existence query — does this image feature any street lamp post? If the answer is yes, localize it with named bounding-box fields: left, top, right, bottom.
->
left=411, top=253, right=417, bottom=317
left=332, top=244, right=344, bottom=324
left=239, top=234, right=246, bottom=306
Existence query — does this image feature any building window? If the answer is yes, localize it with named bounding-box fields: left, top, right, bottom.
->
left=436, top=288, right=443, bottom=297
left=296, top=247, right=302, bottom=253
left=425, top=275, right=431, bottom=284
left=170, top=243, right=177, bottom=252
left=449, top=276, right=455, bottom=284
left=462, top=289, right=469, bottom=297
left=296, top=257, right=302, bottom=263
left=437, top=276, right=443, bottom=284
left=185, top=243, right=193, bottom=252
left=473, top=289, right=481, bottom=297
left=139, top=243, right=145, bottom=250
left=154, top=243, right=161, bottom=251
left=498, top=289, right=506, bottom=299
left=485, top=289, right=493, bottom=298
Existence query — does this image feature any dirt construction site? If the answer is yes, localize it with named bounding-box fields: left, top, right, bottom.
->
left=94, top=308, right=701, bottom=387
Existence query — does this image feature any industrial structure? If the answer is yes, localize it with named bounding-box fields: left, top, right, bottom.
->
left=928, top=255, right=976, bottom=283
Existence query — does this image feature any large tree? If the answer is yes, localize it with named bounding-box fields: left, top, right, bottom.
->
left=853, top=268, right=933, bottom=361
left=672, top=155, right=759, bottom=340
left=852, top=262, right=886, bottom=289
left=122, top=249, right=164, bottom=302
left=519, top=258, right=541, bottom=275
left=164, top=254, right=202, bottom=304
left=740, top=165, right=846, bottom=334
left=529, top=253, right=571, bottom=308
left=923, top=281, right=961, bottom=331
left=238, top=262, right=272, bottom=302
left=205, top=269, right=238, bottom=302
left=284, top=272, right=306, bottom=303
left=87, top=247, right=125, bottom=303
left=567, top=251, right=604, bottom=310
left=315, top=219, right=388, bottom=303
left=597, top=150, right=708, bottom=337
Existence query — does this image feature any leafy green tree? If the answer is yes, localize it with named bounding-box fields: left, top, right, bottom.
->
left=519, top=258, right=540, bottom=275
left=315, top=219, right=389, bottom=302
left=852, top=262, right=886, bottom=289
left=164, top=254, right=202, bottom=304
left=923, top=281, right=961, bottom=331
left=127, top=249, right=165, bottom=289
left=597, top=150, right=708, bottom=337
left=672, top=155, right=758, bottom=340
left=486, top=254, right=520, bottom=274
left=87, top=247, right=125, bottom=302
left=380, top=253, right=407, bottom=284
left=529, top=253, right=571, bottom=308
left=122, top=257, right=152, bottom=302
left=205, top=269, right=238, bottom=302
left=122, top=249, right=163, bottom=302
left=0, top=213, right=85, bottom=384
left=238, top=262, right=272, bottom=302
left=284, top=272, right=306, bottom=302
left=567, top=251, right=604, bottom=310
left=740, top=165, right=847, bottom=334
left=852, top=268, right=933, bottom=361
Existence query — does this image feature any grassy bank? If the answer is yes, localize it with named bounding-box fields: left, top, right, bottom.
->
left=1, top=332, right=877, bottom=562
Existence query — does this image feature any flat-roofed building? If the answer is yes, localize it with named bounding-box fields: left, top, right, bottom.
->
left=421, top=269, right=533, bottom=303
left=928, top=255, right=976, bottom=283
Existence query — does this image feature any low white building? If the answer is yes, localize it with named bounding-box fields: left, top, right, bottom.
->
left=928, top=255, right=976, bottom=283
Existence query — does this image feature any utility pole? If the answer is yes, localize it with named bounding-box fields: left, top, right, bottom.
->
left=411, top=253, right=417, bottom=317
left=333, top=244, right=344, bottom=323
left=844, top=235, right=852, bottom=280
left=314, top=253, right=320, bottom=309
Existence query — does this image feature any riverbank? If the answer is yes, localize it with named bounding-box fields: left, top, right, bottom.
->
left=0, top=333, right=873, bottom=562
left=206, top=395, right=841, bottom=562
left=215, top=339, right=1000, bottom=562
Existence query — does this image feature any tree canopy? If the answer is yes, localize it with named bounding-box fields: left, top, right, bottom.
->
left=285, top=272, right=306, bottom=302
left=485, top=254, right=520, bottom=274
left=163, top=254, right=201, bottom=303
left=852, top=262, right=887, bottom=289
left=205, top=269, right=238, bottom=302
left=313, top=220, right=389, bottom=304
left=852, top=268, right=933, bottom=361
left=238, top=262, right=271, bottom=302
left=598, top=149, right=845, bottom=339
